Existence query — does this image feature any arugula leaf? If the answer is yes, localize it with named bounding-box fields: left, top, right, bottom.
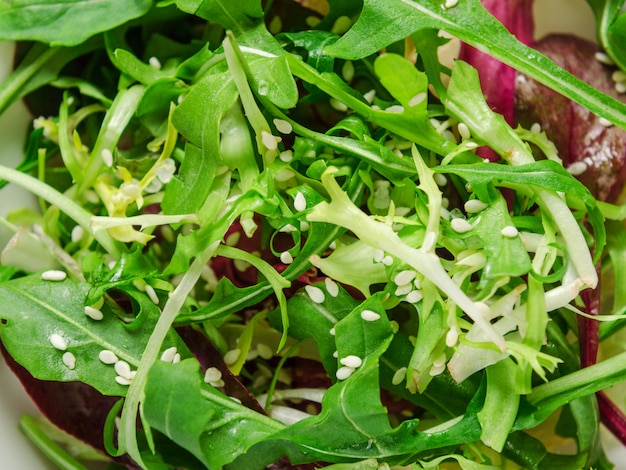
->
left=326, top=0, right=626, bottom=128
left=0, top=0, right=153, bottom=46
left=0, top=275, right=188, bottom=396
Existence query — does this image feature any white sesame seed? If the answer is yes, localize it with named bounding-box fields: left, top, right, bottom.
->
left=332, top=350, right=339, bottom=358
left=305, top=285, right=325, bottom=304
left=444, top=0, right=459, bottom=8
left=501, top=225, right=519, bottom=238
left=464, top=199, right=488, bottom=213
left=434, top=173, right=448, bottom=186
left=595, top=51, right=614, bottom=65
left=100, top=148, right=113, bottom=167
left=160, top=346, right=178, bottom=363
left=394, top=270, right=417, bottom=286
left=407, top=92, right=426, bottom=108
left=616, top=82, right=626, bottom=94
left=145, top=284, right=159, bottom=304
left=395, top=283, right=413, bottom=296
left=70, top=225, right=85, bottom=243
left=381, top=255, right=394, bottom=266
left=273, top=118, right=293, bottom=135
left=465, top=142, right=478, bottom=149
left=457, top=122, right=471, bottom=140
left=294, top=192, right=307, bottom=211
left=84, top=306, right=104, bottom=321
left=279, top=150, right=293, bottom=162
left=204, top=367, right=222, bottom=383
left=429, top=363, right=446, bottom=376
left=41, top=270, right=67, bottom=282
left=99, top=350, right=119, bottom=365
left=363, top=89, right=376, bottom=104
left=49, top=333, right=67, bottom=351
left=422, top=231, right=437, bottom=252
left=149, top=56, right=162, bottom=69
left=451, top=218, right=473, bottom=233
left=373, top=249, right=385, bottom=263
left=279, top=223, right=298, bottom=233
left=224, top=349, right=241, bottom=366
left=115, top=376, right=132, bottom=386
left=406, top=290, right=423, bottom=303
left=62, top=352, right=76, bottom=370
left=261, top=131, right=280, bottom=151
left=280, top=251, right=294, bottom=264
left=392, top=367, right=407, bottom=385
left=567, top=161, right=588, bottom=176
left=336, top=366, right=355, bottom=380
left=300, top=221, right=310, bottom=231
left=330, top=98, right=348, bottom=112
left=172, top=353, right=181, bottom=363
left=114, top=360, right=133, bottom=379
left=530, top=122, right=542, bottom=134
left=257, top=343, right=274, bottom=360
left=258, top=80, right=269, bottom=96
left=446, top=328, right=459, bottom=347
left=598, top=117, right=613, bottom=127
left=329, top=327, right=336, bottom=336
left=340, top=355, right=362, bottom=368
left=612, top=70, right=626, bottom=82
left=361, top=309, right=381, bottom=322
left=341, top=60, right=355, bottom=82
left=225, top=232, right=241, bottom=247
left=433, top=353, right=447, bottom=368
left=325, top=278, right=339, bottom=297
left=385, top=105, right=405, bottom=114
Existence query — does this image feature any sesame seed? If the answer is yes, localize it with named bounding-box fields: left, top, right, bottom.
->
left=160, top=346, right=178, bottom=363
left=612, top=70, right=626, bottom=82
left=261, top=131, right=280, bottom=151
left=280, top=251, right=294, bottom=264
left=224, top=349, right=241, bottom=365
left=100, top=148, right=113, bottom=167
left=204, top=367, right=222, bottom=383
left=62, top=352, right=76, bottom=370
left=595, top=51, right=614, bottom=65
left=145, top=284, right=159, bottom=304
left=422, top=232, right=437, bottom=252
left=465, top=142, right=478, bottom=149
left=273, top=118, right=293, bottom=135
left=361, top=309, right=381, bottom=322
left=257, top=343, right=274, bottom=360
left=530, top=122, right=542, bottom=134
left=41, top=270, right=67, bottom=282
left=457, top=122, right=471, bottom=140
left=433, top=353, right=447, bottom=368
left=616, top=82, right=626, bottom=94
left=429, top=363, right=446, bottom=376
left=330, top=98, right=348, bottom=112
left=381, top=255, right=394, bottom=266
left=373, top=249, right=385, bottom=263
left=279, top=224, right=298, bottom=233
left=294, top=191, right=307, bottom=211
left=225, top=232, right=241, bottom=246
left=84, top=306, right=104, bottom=321
left=446, top=328, right=459, bottom=347
left=341, top=60, right=355, bottom=82
left=385, top=105, right=405, bottom=114
left=363, top=89, right=376, bottom=104
left=329, top=327, right=336, bottom=336
left=114, top=360, right=133, bottom=380
left=325, top=278, right=339, bottom=297
left=392, top=367, right=407, bottom=385
left=340, top=355, right=362, bottom=368
left=99, top=350, right=118, bottom=365
left=567, top=161, right=588, bottom=176
left=332, top=350, right=339, bottom=358
left=395, top=283, right=413, bottom=296
left=148, top=56, right=162, bottom=69
left=115, top=376, right=132, bottom=386
left=598, top=117, right=613, bottom=127
left=336, top=366, right=355, bottom=380
left=71, top=225, right=84, bottom=243
left=444, top=0, right=459, bottom=8
left=501, top=225, right=519, bottom=238
left=300, top=221, right=310, bottom=232
left=464, top=199, right=488, bottom=213
left=279, top=150, right=293, bottom=162
left=405, top=93, right=425, bottom=108
left=257, top=80, right=269, bottom=96
left=406, top=290, right=423, bottom=303
left=394, top=270, right=417, bottom=286
left=49, top=333, right=67, bottom=351
left=172, top=353, right=181, bottom=363
left=305, top=285, right=325, bottom=304
left=434, top=173, right=448, bottom=187
left=450, top=218, right=473, bottom=233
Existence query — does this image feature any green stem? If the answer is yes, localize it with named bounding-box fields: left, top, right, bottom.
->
left=0, top=164, right=120, bottom=256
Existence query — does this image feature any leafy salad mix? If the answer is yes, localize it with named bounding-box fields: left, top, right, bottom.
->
left=2, top=0, right=626, bottom=468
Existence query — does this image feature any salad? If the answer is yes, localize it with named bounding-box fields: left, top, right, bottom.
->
left=1, top=0, right=626, bottom=468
